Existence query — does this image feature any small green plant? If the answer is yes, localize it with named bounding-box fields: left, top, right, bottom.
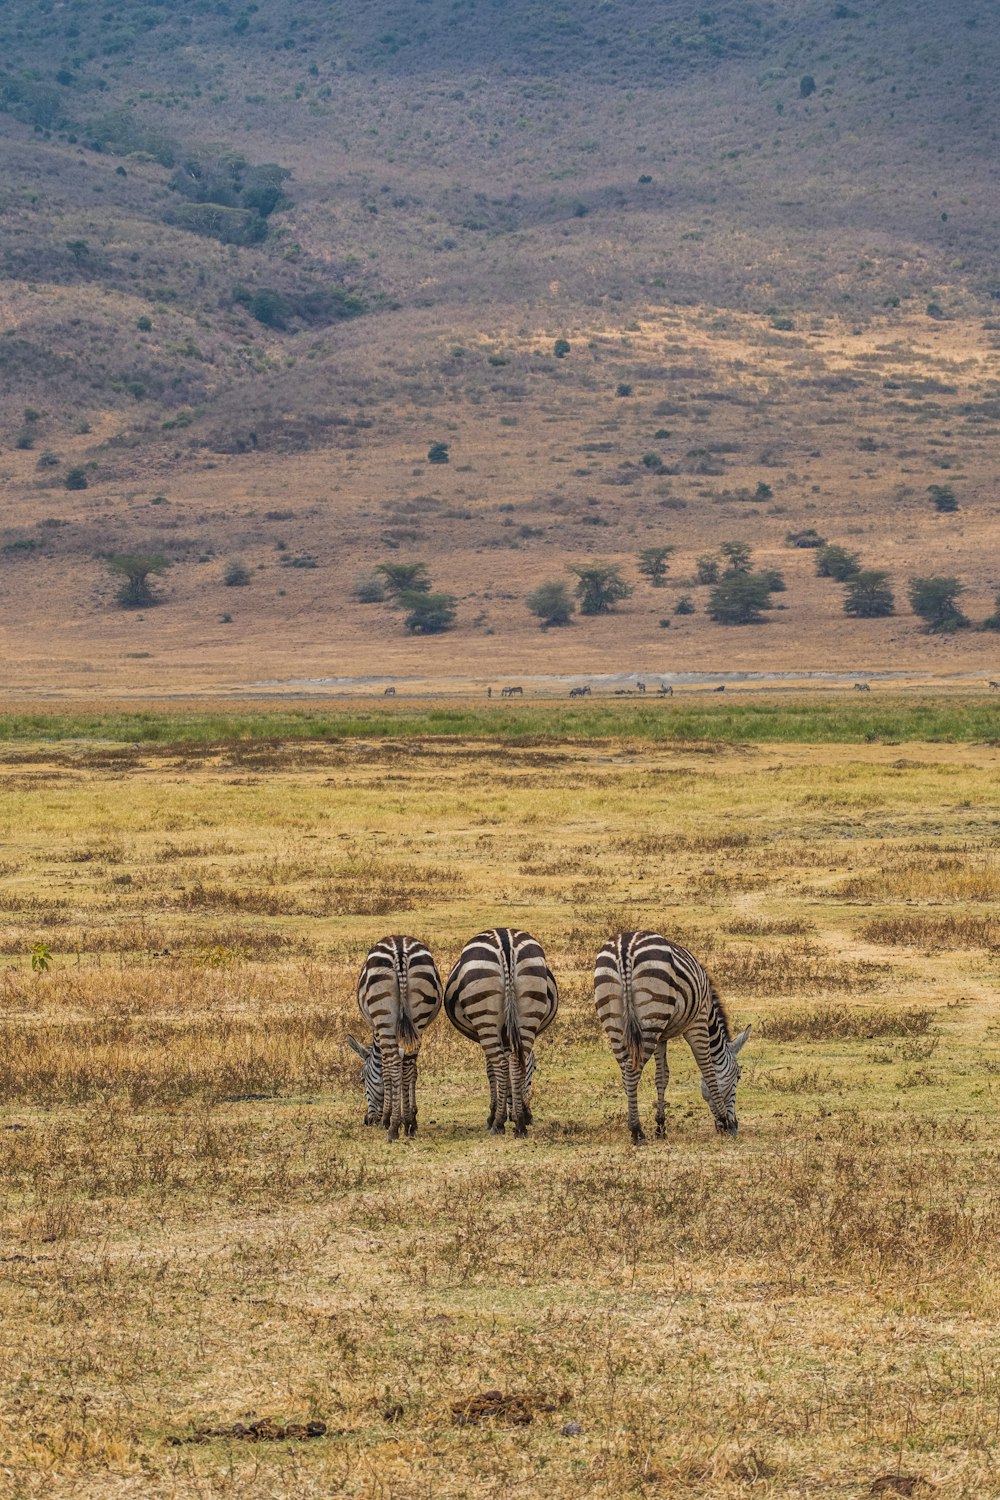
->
left=526, top=580, right=575, bottom=627
left=427, top=441, right=450, bottom=464
left=708, top=571, right=774, bottom=625
left=353, top=574, right=387, bottom=604
left=30, top=941, right=52, bottom=973
left=637, top=545, right=675, bottom=587
left=907, top=576, right=969, bottom=633
left=615, top=382, right=633, bottom=397
left=816, top=544, right=860, bottom=580
left=402, top=590, right=457, bottom=633
left=695, top=555, right=720, bottom=585
left=721, top=540, right=753, bottom=574
left=569, top=562, right=632, bottom=615
left=64, top=466, right=88, bottom=490
left=110, top=553, right=170, bottom=609
left=553, top=338, right=570, bottom=358
left=674, top=594, right=695, bottom=615
left=843, top=570, right=895, bottom=618
left=928, top=484, right=958, bottom=513
left=224, top=559, right=251, bottom=587
left=376, top=562, right=431, bottom=599
left=136, top=315, right=153, bottom=332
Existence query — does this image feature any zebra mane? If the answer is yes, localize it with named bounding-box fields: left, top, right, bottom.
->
left=707, top=977, right=732, bottom=1042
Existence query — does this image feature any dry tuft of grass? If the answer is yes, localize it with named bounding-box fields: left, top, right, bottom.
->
left=760, top=1005, right=935, bottom=1043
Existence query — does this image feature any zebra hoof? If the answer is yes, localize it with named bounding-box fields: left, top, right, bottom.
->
left=513, top=1124, right=528, bottom=1139
left=489, top=1122, right=505, bottom=1136
left=386, top=1123, right=401, bottom=1142
left=405, top=1121, right=418, bottom=1138
left=655, top=1123, right=666, bottom=1140
left=631, top=1127, right=646, bottom=1145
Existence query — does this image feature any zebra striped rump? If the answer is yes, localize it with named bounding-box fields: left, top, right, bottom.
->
left=445, top=928, right=558, bottom=1136
left=352, top=934, right=443, bottom=1140
left=594, top=931, right=750, bottom=1142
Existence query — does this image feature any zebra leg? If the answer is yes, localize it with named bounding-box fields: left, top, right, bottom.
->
left=485, top=1056, right=498, bottom=1129
left=383, top=1048, right=403, bottom=1140
left=619, top=1056, right=645, bottom=1143
left=654, top=1042, right=669, bottom=1139
left=509, top=1053, right=527, bottom=1138
left=403, top=1057, right=418, bottom=1137
left=487, top=1047, right=508, bottom=1134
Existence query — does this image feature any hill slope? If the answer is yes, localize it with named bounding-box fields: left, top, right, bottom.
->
left=2, top=0, right=999, bottom=692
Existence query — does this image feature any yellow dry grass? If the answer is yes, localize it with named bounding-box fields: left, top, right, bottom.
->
left=1, top=735, right=999, bottom=1499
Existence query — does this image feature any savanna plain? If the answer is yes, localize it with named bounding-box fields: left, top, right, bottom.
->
left=1, top=699, right=999, bottom=1499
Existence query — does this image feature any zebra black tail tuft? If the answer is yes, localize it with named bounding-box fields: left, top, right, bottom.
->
left=397, top=1010, right=420, bottom=1058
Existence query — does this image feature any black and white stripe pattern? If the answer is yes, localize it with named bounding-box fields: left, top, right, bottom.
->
left=348, top=935, right=443, bottom=1139
left=594, top=931, right=750, bottom=1141
left=445, top=928, right=558, bottom=1136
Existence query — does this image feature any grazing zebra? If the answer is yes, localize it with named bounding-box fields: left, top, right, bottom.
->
left=657, top=683, right=673, bottom=697
left=383, top=686, right=396, bottom=696
left=348, top=935, right=443, bottom=1139
left=501, top=685, right=524, bottom=698
left=853, top=681, right=870, bottom=692
left=989, top=681, right=999, bottom=691
left=445, top=928, right=559, bottom=1136
left=594, top=932, right=750, bottom=1141
left=569, top=684, right=591, bottom=697
left=636, top=680, right=646, bottom=694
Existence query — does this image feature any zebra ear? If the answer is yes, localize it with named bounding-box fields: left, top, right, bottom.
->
left=346, top=1035, right=370, bottom=1060
left=730, top=1025, right=752, bottom=1056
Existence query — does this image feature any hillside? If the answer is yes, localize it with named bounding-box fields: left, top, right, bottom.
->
left=2, top=0, right=1000, bottom=693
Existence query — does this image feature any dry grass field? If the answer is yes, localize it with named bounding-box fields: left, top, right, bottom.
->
left=1, top=708, right=999, bottom=1498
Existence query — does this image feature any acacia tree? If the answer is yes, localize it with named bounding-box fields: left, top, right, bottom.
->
left=376, top=561, right=431, bottom=600
left=707, top=571, right=774, bottom=625
left=569, top=562, right=632, bottom=615
left=720, top=540, right=753, bottom=574
left=402, top=590, right=456, bottom=633
left=526, top=580, right=575, bottom=627
left=110, top=553, right=170, bottom=609
left=816, top=544, right=860, bottom=581
left=843, top=570, right=895, bottom=618
left=637, top=545, right=675, bottom=588
left=907, top=576, right=969, bottom=633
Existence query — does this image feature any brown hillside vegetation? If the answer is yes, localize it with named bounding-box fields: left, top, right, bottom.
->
left=2, top=0, right=1000, bottom=687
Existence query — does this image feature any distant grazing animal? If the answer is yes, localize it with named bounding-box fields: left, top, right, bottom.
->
left=636, top=681, right=646, bottom=694
left=501, top=685, right=523, bottom=698
left=657, top=684, right=673, bottom=697
left=383, top=686, right=396, bottom=696
left=989, top=681, right=999, bottom=691
left=445, top=928, right=559, bottom=1136
left=613, top=689, right=633, bottom=696
left=594, top=931, right=750, bottom=1142
left=713, top=685, right=725, bottom=693
left=853, top=682, right=871, bottom=692
left=348, top=936, right=443, bottom=1140
left=487, top=687, right=492, bottom=698
left=569, top=685, right=591, bottom=697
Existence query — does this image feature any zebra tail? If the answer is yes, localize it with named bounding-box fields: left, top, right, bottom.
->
left=622, top=940, right=644, bottom=1075
left=499, top=936, right=525, bottom=1072
left=396, top=949, right=420, bottom=1058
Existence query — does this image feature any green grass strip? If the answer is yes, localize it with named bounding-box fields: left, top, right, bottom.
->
left=0, top=696, right=997, bottom=745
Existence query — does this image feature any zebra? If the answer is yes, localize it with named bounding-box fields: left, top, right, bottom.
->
left=594, top=931, right=750, bottom=1142
left=636, top=681, right=646, bottom=694
left=569, top=685, right=591, bottom=697
left=657, top=683, right=673, bottom=697
left=383, top=686, right=396, bottom=696
left=445, top=928, right=559, bottom=1136
left=348, top=935, right=443, bottom=1139
left=501, top=685, right=524, bottom=698
left=853, top=682, right=870, bottom=692
left=988, top=681, right=999, bottom=691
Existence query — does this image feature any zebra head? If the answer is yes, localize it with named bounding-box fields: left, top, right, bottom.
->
left=700, top=1024, right=752, bottom=1134
left=347, top=1035, right=384, bottom=1125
